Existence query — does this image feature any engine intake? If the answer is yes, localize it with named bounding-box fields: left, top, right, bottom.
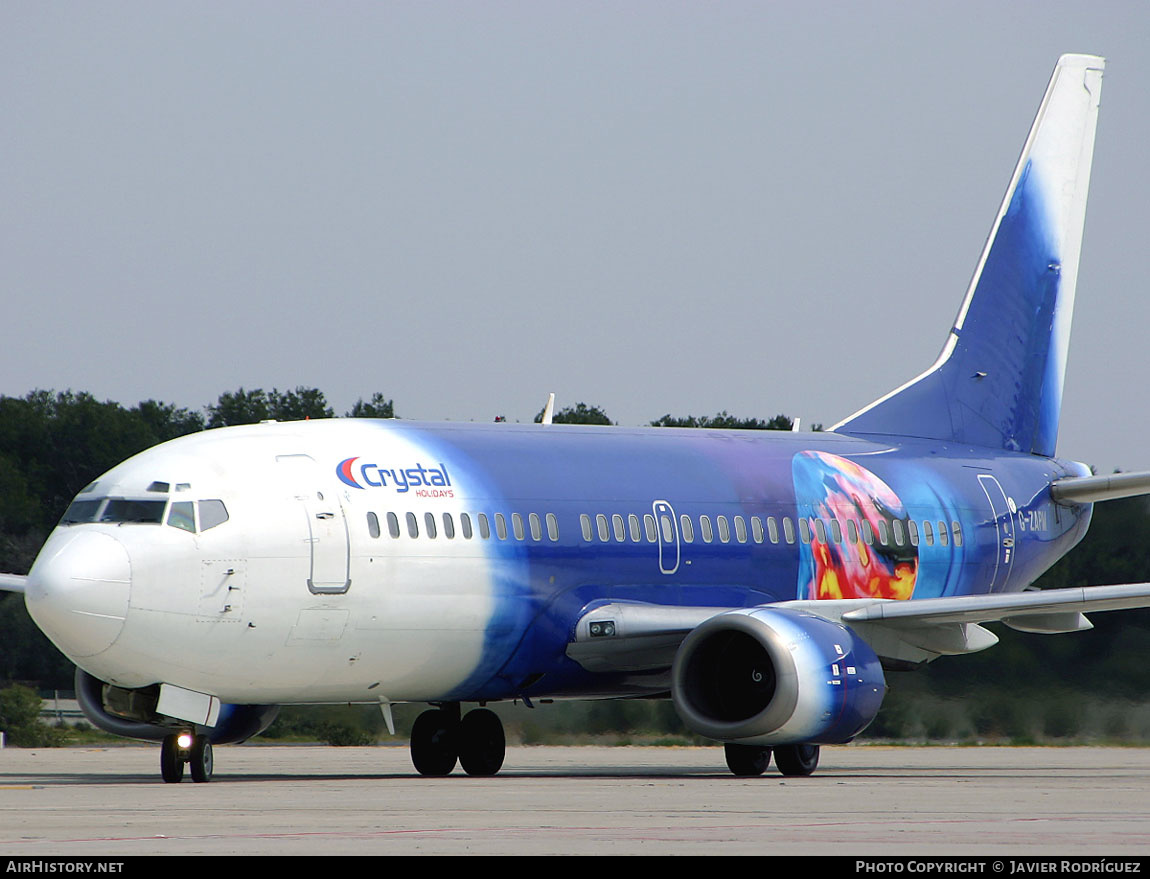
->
left=75, top=668, right=280, bottom=744
left=670, top=606, right=885, bottom=745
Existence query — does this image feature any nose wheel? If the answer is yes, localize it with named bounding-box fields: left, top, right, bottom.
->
left=160, top=732, right=214, bottom=783
left=410, top=705, right=506, bottom=777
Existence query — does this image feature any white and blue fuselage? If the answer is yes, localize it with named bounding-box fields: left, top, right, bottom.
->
left=26, top=417, right=1090, bottom=707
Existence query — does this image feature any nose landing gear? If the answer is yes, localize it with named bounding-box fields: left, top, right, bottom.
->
left=410, top=704, right=506, bottom=777
left=160, top=732, right=214, bottom=783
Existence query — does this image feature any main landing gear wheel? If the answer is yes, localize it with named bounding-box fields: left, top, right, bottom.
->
left=410, top=705, right=508, bottom=777
left=774, top=743, right=820, bottom=777
left=458, top=708, right=505, bottom=777
left=724, top=743, right=771, bottom=777
left=410, top=708, right=459, bottom=776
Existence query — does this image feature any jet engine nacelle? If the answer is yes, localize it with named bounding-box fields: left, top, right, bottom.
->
left=670, top=606, right=885, bottom=745
left=75, top=668, right=280, bottom=745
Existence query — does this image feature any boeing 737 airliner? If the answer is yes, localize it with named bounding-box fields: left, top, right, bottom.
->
left=7, top=54, right=1150, bottom=783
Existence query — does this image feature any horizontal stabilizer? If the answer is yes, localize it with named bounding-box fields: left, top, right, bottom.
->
left=0, top=573, right=26, bottom=594
left=1051, top=470, right=1150, bottom=505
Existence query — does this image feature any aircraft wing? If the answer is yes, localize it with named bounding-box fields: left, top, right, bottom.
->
left=837, top=583, right=1150, bottom=627
left=0, top=573, right=27, bottom=594
left=566, top=583, right=1150, bottom=673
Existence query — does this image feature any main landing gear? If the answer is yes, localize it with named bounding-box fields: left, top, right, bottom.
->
left=723, top=742, right=819, bottom=777
left=410, top=704, right=506, bottom=777
left=160, top=731, right=214, bottom=783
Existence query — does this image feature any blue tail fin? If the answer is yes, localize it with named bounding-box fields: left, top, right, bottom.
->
left=834, top=55, right=1104, bottom=457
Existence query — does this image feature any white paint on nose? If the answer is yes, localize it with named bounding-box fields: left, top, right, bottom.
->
left=25, top=530, right=131, bottom=658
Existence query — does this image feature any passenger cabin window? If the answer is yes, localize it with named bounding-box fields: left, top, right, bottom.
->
left=644, top=515, right=657, bottom=543
left=387, top=512, right=401, bottom=539
left=406, top=512, right=419, bottom=538
left=767, top=517, right=779, bottom=544
left=461, top=513, right=474, bottom=539
left=424, top=512, right=438, bottom=539
left=923, top=520, right=934, bottom=546
left=717, top=515, right=730, bottom=544
left=512, top=513, right=525, bottom=541
left=876, top=521, right=889, bottom=546
left=629, top=514, right=641, bottom=542
left=529, top=513, right=542, bottom=541
left=478, top=513, right=491, bottom=540
left=596, top=514, right=610, bottom=542
left=782, top=517, right=795, bottom=544
left=367, top=512, right=381, bottom=539
left=680, top=515, right=694, bottom=543
left=546, top=513, right=559, bottom=541
left=442, top=512, right=455, bottom=539
left=700, top=515, right=713, bottom=543
left=580, top=514, right=592, bottom=542
left=612, top=514, right=626, bottom=542
left=495, top=513, right=508, bottom=540
left=799, top=518, right=811, bottom=544
left=937, top=520, right=948, bottom=546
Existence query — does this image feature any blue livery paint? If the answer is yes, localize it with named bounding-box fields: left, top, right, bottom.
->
left=338, top=421, right=1090, bottom=703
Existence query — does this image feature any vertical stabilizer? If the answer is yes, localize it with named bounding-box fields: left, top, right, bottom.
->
left=834, top=54, right=1104, bottom=456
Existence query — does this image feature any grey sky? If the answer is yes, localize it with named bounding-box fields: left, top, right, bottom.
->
left=3, top=2, right=1148, bottom=472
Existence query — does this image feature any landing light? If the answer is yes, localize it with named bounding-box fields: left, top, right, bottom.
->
left=176, top=733, right=194, bottom=750
left=589, top=621, right=616, bottom=638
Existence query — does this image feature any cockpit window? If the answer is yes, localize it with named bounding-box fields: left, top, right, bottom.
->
left=61, top=494, right=230, bottom=532
left=101, top=499, right=166, bottom=523
left=167, top=501, right=196, bottom=533
left=60, top=497, right=166, bottom=525
left=199, top=500, right=229, bottom=531
left=60, top=499, right=103, bottom=524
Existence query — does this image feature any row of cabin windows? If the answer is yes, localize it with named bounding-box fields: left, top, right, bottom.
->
left=579, top=512, right=962, bottom=549
left=365, top=509, right=963, bottom=550
left=366, top=511, right=560, bottom=542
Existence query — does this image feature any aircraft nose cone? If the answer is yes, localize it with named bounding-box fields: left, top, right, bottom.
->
left=25, top=530, right=131, bottom=658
